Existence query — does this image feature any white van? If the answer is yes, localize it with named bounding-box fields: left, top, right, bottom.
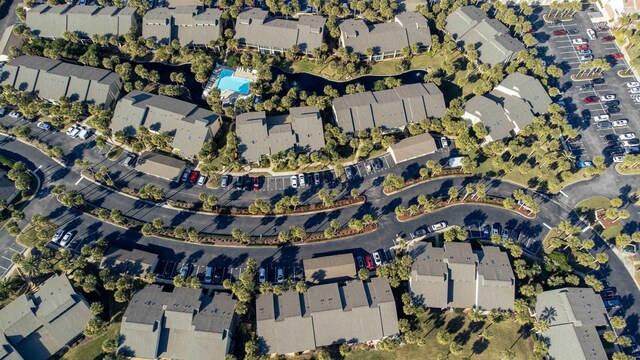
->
left=77, top=128, right=91, bottom=140
left=204, top=266, right=213, bottom=283
left=69, top=127, right=81, bottom=138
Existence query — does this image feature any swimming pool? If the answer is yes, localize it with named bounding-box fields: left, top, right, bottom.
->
left=215, top=69, right=252, bottom=95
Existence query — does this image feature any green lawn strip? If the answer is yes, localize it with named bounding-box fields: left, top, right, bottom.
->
left=600, top=223, right=623, bottom=242
left=575, top=196, right=611, bottom=212
left=0, top=153, right=15, bottom=170
left=106, top=146, right=123, bottom=161
left=62, top=320, right=120, bottom=360
left=346, top=312, right=530, bottom=360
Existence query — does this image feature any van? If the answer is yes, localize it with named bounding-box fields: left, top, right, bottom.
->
left=69, top=127, right=81, bottom=138
left=77, top=128, right=90, bottom=140
left=204, top=266, right=213, bottom=283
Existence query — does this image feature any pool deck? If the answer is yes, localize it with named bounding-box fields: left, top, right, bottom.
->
left=202, top=64, right=256, bottom=102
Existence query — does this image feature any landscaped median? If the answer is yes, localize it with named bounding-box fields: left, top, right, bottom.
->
left=52, top=187, right=378, bottom=246
left=395, top=194, right=536, bottom=222
left=382, top=169, right=470, bottom=195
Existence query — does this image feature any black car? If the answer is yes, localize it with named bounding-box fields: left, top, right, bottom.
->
left=373, top=158, right=383, bottom=171
left=581, top=109, right=591, bottom=120
left=605, top=133, right=619, bottom=141
left=234, top=176, right=243, bottom=189
left=607, top=140, right=621, bottom=147
left=596, top=121, right=612, bottom=129
left=605, top=100, right=620, bottom=107
left=324, top=171, right=332, bottom=183
left=579, top=83, right=594, bottom=92
left=607, top=107, right=621, bottom=114
left=607, top=146, right=624, bottom=154
left=592, top=77, right=606, bottom=84
left=568, top=29, right=579, bottom=34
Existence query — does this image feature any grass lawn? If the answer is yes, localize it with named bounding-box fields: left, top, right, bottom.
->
left=615, top=163, right=640, bottom=174
left=573, top=196, right=624, bottom=242
left=16, top=221, right=57, bottom=248
left=62, top=320, right=120, bottom=360
left=542, top=228, right=563, bottom=254
left=106, top=146, right=123, bottom=161
left=346, top=312, right=531, bottom=360
left=0, top=153, right=15, bottom=170
left=575, top=196, right=611, bottom=213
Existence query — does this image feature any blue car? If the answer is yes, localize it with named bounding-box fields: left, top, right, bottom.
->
left=482, top=225, right=491, bottom=239
left=576, top=161, right=594, bottom=168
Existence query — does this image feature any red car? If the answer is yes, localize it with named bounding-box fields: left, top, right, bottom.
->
left=365, top=255, right=375, bottom=270
left=253, top=177, right=260, bottom=190
left=553, top=29, right=567, bottom=36
left=584, top=96, right=598, bottom=103
left=525, top=28, right=536, bottom=33
left=188, top=170, right=199, bottom=183
left=566, top=135, right=582, bottom=143
left=576, top=44, right=589, bottom=50
left=602, top=35, right=615, bottom=42
left=611, top=53, right=624, bottom=59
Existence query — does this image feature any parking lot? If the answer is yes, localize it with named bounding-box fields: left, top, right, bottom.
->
left=154, top=259, right=304, bottom=284
left=537, top=10, right=640, bottom=164
left=0, top=242, right=24, bottom=278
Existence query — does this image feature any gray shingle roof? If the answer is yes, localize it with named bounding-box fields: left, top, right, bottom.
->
left=100, top=246, right=159, bottom=278
left=236, top=106, right=325, bottom=162
left=388, top=132, right=437, bottom=164
left=0, top=26, right=22, bottom=60
left=0, top=169, right=17, bottom=203
left=234, top=9, right=325, bottom=53
left=0, top=274, right=92, bottom=360
left=535, top=288, right=609, bottom=360
left=26, top=4, right=136, bottom=39
left=411, top=243, right=514, bottom=310
left=445, top=6, right=524, bottom=65
left=463, top=73, right=551, bottom=143
left=256, top=278, right=399, bottom=354
left=143, top=6, right=222, bottom=46
left=332, top=83, right=445, bottom=134
left=303, top=254, right=357, bottom=284
left=110, top=90, right=220, bottom=159
left=134, top=151, right=187, bottom=181
left=120, top=285, right=236, bottom=360
left=339, top=12, right=431, bottom=56
left=1, top=55, right=122, bottom=107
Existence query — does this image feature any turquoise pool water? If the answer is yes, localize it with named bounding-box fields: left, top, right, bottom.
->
left=215, top=69, right=252, bottom=95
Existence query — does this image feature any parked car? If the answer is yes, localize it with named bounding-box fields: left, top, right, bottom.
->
left=188, top=171, right=199, bottom=183
left=314, top=173, right=320, bottom=185
left=373, top=158, right=383, bottom=171
left=625, top=146, right=640, bottom=154
left=121, top=154, right=136, bottom=167
left=373, top=252, right=383, bottom=267
left=51, top=229, right=65, bottom=243
left=60, top=231, right=75, bottom=247
left=576, top=161, right=594, bottom=168
left=571, top=38, right=587, bottom=45
left=204, top=266, right=213, bottom=283
left=607, top=107, right=621, bottom=114
left=412, top=228, right=428, bottom=238
left=596, top=121, right=612, bottom=129
left=258, top=268, right=266, bottom=283
left=593, top=114, right=610, bottom=122
left=592, top=77, right=606, bottom=84
left=603, top=296, right=621, bottom=309
left=492, top=223, right=501, bottom=236
left=626, top=82, right=640, bottom=88
left=575, top=44, right=589, bottom=51
left=365, top=255, right=375, bottom=270
left=221, top=175, right=230, bottom=188
left=68, top=127, right=81, bottom=138
left=180, top=264, right=191, bottom=277
left=235, top=176, right=243, bottom=189
left=66, top=125, right=78, bottom=135
left=253, top=177, right=260, bottom=190
left=605, top=134, right=620, bottom=141
left=578, top=83, right=593, bottom=92
left=624, top=139, right=640, bottom=147
left=568, top=29, right=579, bottom=34
left=290, top=175, right=298, bottom=188
left=71, top=126, right=85, bottom=139
left=298, top=173, right=306, bottom=187
left=8, top=111, right=22, bottom=119
left=584, top=96, right=598, bottom=103
left=553, top=29, right=567, bottom=36
left=36, top=121, right=51, bottom=130
left=197, top=174, right=208, bottom=186
left=502, top=228, right=510, bottom=240
left=276, top=268, right=284, bottom=283
left=180, top=170, right=190, bottom=183
left=431, top=221, right=448, bottom=231
left=566, top=135, right=582, bottom=143
left=580, top=54, right=594, bottom=61
left=604, top=100, right=620, bottom=107
left=582, top=109, right=591, bottom=120
left=629, top=87, right=640, bottom=94
left=483, top=225, right=491, bottom=239
left=345, top=166, right=354, bottom=180
left=612, top=119, right=628, bottom=127
left=586, top=28, right=597, bottom=40
left=602, top=35, right=615, bottom=42
left=577, top=49, right=592, bottom=55
left=613, top=155, right=625, bottom=163
left=611, top=53, right=624, bottom=59
left=357, top=256, right=364, bottom=269
left=0, top=108, right=5, bottom=116
left=441, top=137, right=449, bottom=148
left=599, top=94, right=616, bottom=101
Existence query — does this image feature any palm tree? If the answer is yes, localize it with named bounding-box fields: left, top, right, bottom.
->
left=0, top=278, right=21, bottom=299
left=533, top=319, right=549, bottom=334
left=20, top=257, right=40, bottom=278
left=500, top=348, right=516, bottom=360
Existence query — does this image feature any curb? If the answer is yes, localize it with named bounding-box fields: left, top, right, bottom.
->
left=396, top=202, right=536, bottom=223
left=383, top=173, right=471, bottom=196
left=0, top=132, right=66, bottom=167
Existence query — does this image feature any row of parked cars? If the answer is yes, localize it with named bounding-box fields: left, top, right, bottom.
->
left=51, top=229, right=75, bottom=247
left=181, top=169, right=208, bottom=186
left=356, top=249, right=392, bottom=271
left=65, top=124, right=92, bottom=140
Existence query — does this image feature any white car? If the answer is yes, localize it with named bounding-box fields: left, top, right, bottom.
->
left=635, top=97, right=640, bottom=103
left=197, top=175, right=208, bottom=186
left=51, top=229, right=65, bottom=243
left=431, top=221, right=448, bottom=231
left=572, top=38, right=587, bottom=45
left=8, top=111, right=22, bottom=119
left=622, top=140, right=639, bottom=146
left=37, top=121, right=50, bottom=130
left=258, top=268, right=266, bottom=283
left=612, top=119, right=628, bottom=127
left=599, top=94, right=616, bottom=101
left=290, top=175, right=298, bottom=188
left=619, top=132, right=637, bottom=140
left=626, top=82, right=640, bottom=88
left=580, top=54, right=594, bottom=61
left=372, top=252, right=383, bottom=267
left=298, top=173, right=306, bottom=187
left=59, top=231, right=74, bottom=247
left=276, top=268, right=284, bottom=283
left=65, top=125, right=78, bottom=135
left=629, top=87, right=640, bottom=94
left=593, top=114, right=610, bottom=122
left=586, top=28, right=597, bottom=40
left=613, top=155, right=625, bottom=163
left=577, top=49, right=592, bottom=55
